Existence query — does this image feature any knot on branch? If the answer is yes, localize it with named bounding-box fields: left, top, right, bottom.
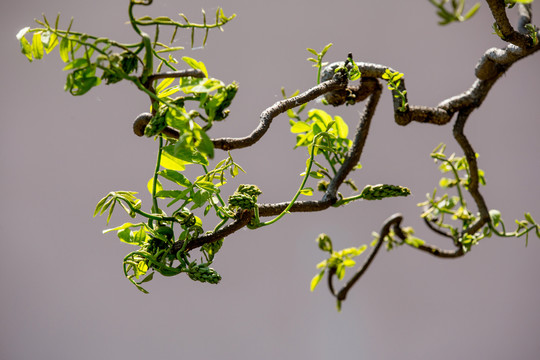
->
left=133, top=112, right=152, bottom=136
left=133, top=112, right=180, bottom=138
left=323, top=77, right=380, bottom=107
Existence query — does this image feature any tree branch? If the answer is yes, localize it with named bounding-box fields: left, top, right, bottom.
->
left=486, top=0, right=534, bottom=48
left=211, top=72, right=349, bottom=150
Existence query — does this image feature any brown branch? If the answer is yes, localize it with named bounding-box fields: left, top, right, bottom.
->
left=324, top=79, right=382, bottom=202
left=129, top=6, right=538, bottom=283
left=211, top=73, right=349, bottom=150
left=452, top=109, right=491, bottom=235
left=330, top=213, right=465, bottom=305
left=334, top=214, right=403, bottom=302
left=258, top=83, right=382, bottom=216
left=416, top=243, right=464, bottom=258
left=170, top=209, right=253, bottom=253
left=486, top=0, right=534, bottom=48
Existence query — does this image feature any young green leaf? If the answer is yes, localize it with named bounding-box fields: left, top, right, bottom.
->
left=59, top=36, right=70, bottom=62
left=159, top=169, right=192, bottom=187
left=19, top=36, right=33, bottom=62
left=310, top=270, right=325, bottom=291
left=147, top=177, right=164, bottom=195
left=182, top=56, right=208, bottom=78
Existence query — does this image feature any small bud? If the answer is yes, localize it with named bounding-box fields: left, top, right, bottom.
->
left=317, top=233, right=333, bottom=253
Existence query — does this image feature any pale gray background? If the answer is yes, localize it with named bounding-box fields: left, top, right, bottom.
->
left=2, top=1, right=539, bottom=359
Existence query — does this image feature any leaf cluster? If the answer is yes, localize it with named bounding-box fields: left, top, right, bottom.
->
left=381, top=69, right=408, bottom=112
left=429, top=0, right=481, bottom=25
left=418, top=143, right=538, bottom=252
left=288, top=106, right=359, bottom=194
left=310, top=234, right=368, bottom=292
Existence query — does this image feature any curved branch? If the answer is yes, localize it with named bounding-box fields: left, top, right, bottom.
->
left=486, top=0, right=534, bottom=48
left=334, top=214, right=403, bottom=302
left=452, top=109, right=491, bottom=235
left=211, top=72, right=349, bottom=150
left=330, top=213, right=466, bottom=304
left=324, top=79, right=382, bottom=202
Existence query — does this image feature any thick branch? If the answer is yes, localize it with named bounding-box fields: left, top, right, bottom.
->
left=324, top=80, right=382, bottom=202
left=452, top=109, right=491, bottom=235
left=259, top=84, right=382, bottom=216
left=170, top=209, right=253, bottom=253
left=486, top=0, right=533, bottom=48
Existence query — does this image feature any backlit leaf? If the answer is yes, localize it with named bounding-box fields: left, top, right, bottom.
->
left=147, top=177, right=164, bottom=195
left=310, top=270, right=325, bottom=291
left=290, top=121, right=312, bottom=133
left=31, top=32, right=44, bottom=59
left=159, top=169, right=191, bottom=187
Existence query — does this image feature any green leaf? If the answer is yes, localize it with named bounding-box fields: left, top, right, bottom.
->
left=117, top=228, right=133, bottom=244
left=309, top=109, right=333, bottom=127
left=138, top=272, right=154, bottom=284
left=195, top=181, right=218, bottom=193
left=59, top=36, right=70, bottom=62
left=308, top=171, right=324, bottom=179
left=155, top=190, right=185, bottom=199
left=160, top=151, right=187, bottom=171
left=333, top=116, right=348, bottom=138
left=524, top=212, right=536, bottom=224
left=167, top=188, right=191, bottom=207
left=290, top=121, right=312, bottom=133
left=155, top=77, right=175, bottom=93
left=182, top=56, right=208, bottom=78
left=156, top=46, right=185, bottom=53
left=321, top=43, right=333, bottom=56
left=165, top=144, right=209, bottom=166
left=310, top=270, right=325, bottom=291
left=342, top=259, right=356, bottom=267
left=404, top=236, right=425, bottom=248
left=63, top=57, right=89, bottom=71
left=42, top=31, right=58, bottom=54
left=154, top=16, right=174, bottom=22
left=191, top=189, right=212, bottom=209
left=103, top=222, right=141, bottom=234
left=133, top=226, right=148, bottom=244
left=159, top=169, right=192, bottom=187
left=195, top=128, right=215, bottom=159
left=19, top=36, right=33, bottom=62
left=300, top=188, right=313, bottom=196
left=147, top=177, right=164, bottom=195
left=464, top=3, right=481, bottom=19
left=158, top=87, right=179, bottom=98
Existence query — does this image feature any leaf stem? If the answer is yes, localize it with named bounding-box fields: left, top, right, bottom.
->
left=256, top=133, right=322, bottom=227
left=151, top=136, right=164, bottom=214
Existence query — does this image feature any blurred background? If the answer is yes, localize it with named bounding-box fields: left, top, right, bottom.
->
left=2, top=1, right=539, bottom=359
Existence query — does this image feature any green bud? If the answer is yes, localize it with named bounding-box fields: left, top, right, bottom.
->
left=316, top=233, right=333, bottom=253
left=317, top=180, right=329, bottom=192
left=236, top=184, right=262, bottom=197
left=187, top=264, right=222, bottom=284
left=360, top=184, right=411, bottom=200
left=228, top=192, right=256, bottom=209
